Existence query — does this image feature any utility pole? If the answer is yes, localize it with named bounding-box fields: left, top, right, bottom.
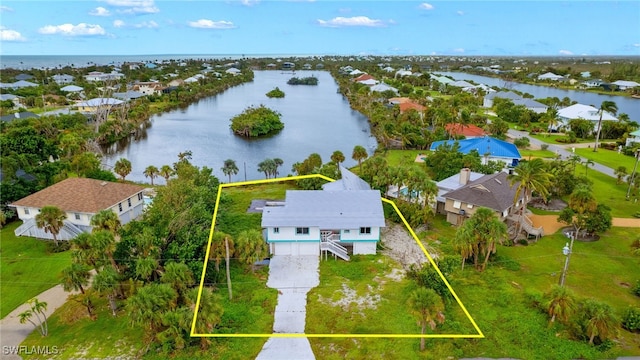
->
left=559, top=234, right=574, bottom=287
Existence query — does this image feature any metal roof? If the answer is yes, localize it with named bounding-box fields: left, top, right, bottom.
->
left=430, top=137, right=521, bottom=159
left=261, top=190, right=385, bottom=228
left=322, top=165, right=372, bottom=191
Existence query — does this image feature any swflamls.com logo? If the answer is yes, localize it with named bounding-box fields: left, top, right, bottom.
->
left=3, top=346, right=59, bottom=355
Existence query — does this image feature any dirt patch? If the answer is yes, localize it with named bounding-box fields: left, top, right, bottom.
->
left=529, top=198, right=567, bottom=211
left=380, top=221, right=431, bottom=269
left=528, top=214, right=566, bottom=235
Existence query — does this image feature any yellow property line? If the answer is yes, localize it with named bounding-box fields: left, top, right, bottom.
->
left=191, top=174, right=484, bottom=339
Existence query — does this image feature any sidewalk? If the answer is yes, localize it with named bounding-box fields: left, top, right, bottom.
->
left=0, top=285, right=73, bottom=360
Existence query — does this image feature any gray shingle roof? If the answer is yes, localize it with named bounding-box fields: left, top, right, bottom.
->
left=261, top=190, right=385, bottom=228
left=322, top=165, right=371, bottom=191
left=444, top=172, right=521, bottom=212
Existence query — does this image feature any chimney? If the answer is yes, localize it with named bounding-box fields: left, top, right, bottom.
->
left=459, top=168, right=471, bottom=185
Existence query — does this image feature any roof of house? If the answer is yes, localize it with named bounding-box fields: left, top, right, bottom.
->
left=399, top=102, right=426, bottom=113
left=353, top=74, right=375, bottom=82
left=15, top=74, right=34, bottom=80
left=448, top=80, right=475, bottom=88
left=444, top=172, right=521, bottom=212
left=430, top=136, right=521, bottom=159
left=0, top=94, right=22, bottom=101
left=113, top=91, right=145, bottom=100
left=538, top=72, right=564, bottom=80
left=11, top=80, right=38, bottom=88
left=388, top=97, right=412, bottom=104
left=10, top=178, right=145, bottom=214
left=0, top=111, right=40, bottom=122
left=484, top=91, right=522, bottom=101
left=322, top=165, right=372, bottom=191
left=52, top=74, right=74, bottom=81
left=557, top=103, right=618, bottom=121
left=629, top=129, right=640, bottom=137
left=612, top=80, right=640, bottom=87
left=369, top=83, right=398, bottom=93
left=358, top=79, right=378, bottom=85
left=61, top=85, right=83, bottom=92
left=261, top=190, right=385, bottom=228
left=445, top=123, right=487, bottom=138
left=436, top=170, right=484, bottom=202
left=78, top=98, right=124, bottom=107
left=512, top=98, right=548, bottom=109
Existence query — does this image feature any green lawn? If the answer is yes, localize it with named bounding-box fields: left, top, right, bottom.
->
left=582, top=166, right=640, bottom=217
left=380, top=149, right=428, bottom=169
left=529, top=133, right=592, bottom=145
left=0, top=222, right=72, bottom=318
left=519, top=149, right=557, bottom=159
left=576, top=147, right=639, bottom=173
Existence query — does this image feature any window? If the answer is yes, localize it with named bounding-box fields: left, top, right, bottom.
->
left=138, top=193, right=143, bottom=201
left=24, top=208, right=30, bottom=215
left=344, top=229, right=350, bottom=234
left=75, top=213, right=81, bottom=220
left=118, top=203, right=123, bottom=212
left=360, top=227, right=371, bottom=235
left=295, top=227, right=309, bottom=235
left=453, top=200, right=461, bottom=209
left=273, top=227, right=279, bottom=234
left=127, top=199, right=132, bottom=207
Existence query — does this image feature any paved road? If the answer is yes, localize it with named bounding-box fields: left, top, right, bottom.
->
left=0, top=285, right=75, bottom=360
left=508, top=129, right=616, bottom=178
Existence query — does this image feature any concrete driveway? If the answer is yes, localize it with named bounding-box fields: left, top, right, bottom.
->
left=256, top=255, right=319, bottom=360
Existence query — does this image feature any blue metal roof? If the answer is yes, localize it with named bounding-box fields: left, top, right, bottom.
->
left=430, top=136, right=521, bottom=159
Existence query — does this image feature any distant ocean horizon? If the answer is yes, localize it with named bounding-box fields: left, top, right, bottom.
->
left=0, top=54, right=324, bottom=70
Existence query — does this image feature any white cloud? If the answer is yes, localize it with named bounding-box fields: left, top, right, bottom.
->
left=453, top=48, right=465, bottom=53
left=188, top=19, right=236, bottom=29
left=101, top=0, right=159, bottom=14
left=634, top=43, right=640, bottom=47
left=239, top=0, right=260, bottom=6
left=39, top=23, right=107, bottom=36
left=113, top=19, right=158, bottom=28
left=90, top=7, right=111, bottom=16
left=559, top=49, right=573, bottom=55
left=419, top=3, right=434, bottom=10
left=317, top=16, right=386, bottom=28
left=113, top=20, right=125, bottom=28
left=457, top=10, right=464, bottom=16
left=0, top=27, right=26, bottom=41
left=0, top=5, right=14, bottom=12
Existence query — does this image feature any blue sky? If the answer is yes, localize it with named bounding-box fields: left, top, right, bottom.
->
left=1, top=0, right=638, bottom=56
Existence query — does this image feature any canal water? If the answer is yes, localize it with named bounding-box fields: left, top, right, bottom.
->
left=437, top=72, right=640, bottom=121
left=103, top=70, right=377, bottom=183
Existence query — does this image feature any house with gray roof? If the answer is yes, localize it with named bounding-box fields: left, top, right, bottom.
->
left=15, top=74, right=34, bottom=81
left=261, top=167, right=384, bottom=258
left=442, top=172, right=523, bottom=226
left=435, top=168, right=484, bottom=215
left=1, top=111, right=39, bottom=122
left=483, top=91, right=522, bottom=108
left=512, top=98, right=548, bottom=114
left=52, top=74, right=74, bottom=84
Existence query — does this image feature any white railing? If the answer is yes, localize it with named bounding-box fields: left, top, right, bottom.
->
left=320, top=240, right=350, bottom=261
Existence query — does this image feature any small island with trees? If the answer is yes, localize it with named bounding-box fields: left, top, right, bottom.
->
left=287, top=76, right=318, bottom=85
left=230, top=104, right=284, bottom=137
left=265, top=87, right=285, bottom=98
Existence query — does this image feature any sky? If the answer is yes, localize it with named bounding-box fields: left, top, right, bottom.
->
left=0, top=0, right=639, bottom=57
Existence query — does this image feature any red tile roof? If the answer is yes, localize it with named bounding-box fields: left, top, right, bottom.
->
left=445, top=123, right=487, bottom=138
left=11, top=178, right=145, bottom=213
left=353, top=74, right=375, bottom=82
left=398, top=102, right=426, bottom=113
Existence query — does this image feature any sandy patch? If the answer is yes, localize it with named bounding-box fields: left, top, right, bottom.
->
left=380, top=222, right=430, bottom=269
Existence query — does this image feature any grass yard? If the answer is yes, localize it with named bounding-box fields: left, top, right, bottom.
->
left=0, top=222, right=72, bottom=318
left=581, top=167, right=640, bottom=217
left=576, top=147, right=639, bottom=173
left=519, top=148, right=558, bottom=159
left=380, top=149, right=429, bottom=169
left=529, top=133, right=594, bottom=145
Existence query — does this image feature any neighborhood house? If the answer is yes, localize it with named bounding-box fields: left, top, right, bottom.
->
left=10, top=178, right=145, bottom=241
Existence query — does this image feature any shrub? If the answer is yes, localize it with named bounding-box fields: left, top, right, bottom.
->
left=265, top=87, right=285, bottom=98
left=540, top=144, right=549, bottom=151
left=633, top=280, right=640, bottom=297
left=622, top=307, right=640, bottom=332
left=514, top=137, right=531, bottom=148
left=230, top=105, right=284, bottom=137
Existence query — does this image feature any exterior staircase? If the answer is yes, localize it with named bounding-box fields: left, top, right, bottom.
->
left=508, top=214, right=544, bottom=240
left=320, top=231, right=349, bottom=261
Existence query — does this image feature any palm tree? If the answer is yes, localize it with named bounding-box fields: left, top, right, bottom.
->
left=331, top=150, right=345, bottom=165
left=455, top=207, right=508, bottom=271
left=352, top=145, right=368, bottom=173
left=210, top=232, right=234, bottom=300
left=235, top=229, right=268, bottom=272
left=90, top=209, right=121, bottom=235
left=614, top=166, right=628, bottom=185
left=545, top=285, right=576, bottom=324
left=187, top=287, right=223, bottom=349
left=161, top=262, right=193, bottom=304
left=508, top=159, right=553, bottom=236
left=221, top=159, right=239, bottom=183
left=273, top=158, right=284, bottom=176
left=593, top=100, right=618, bottom=152
left=143, top=165, right=159, bottom=186
left=113, top=158, right=132, bottom=182
left=160, top=165, right=174, bottom=183
left=91, top=230, right=119, bottom=271
left=35, top=205, right=67, bottom=247
left=581, top=299, right=618, bottom=345
left=451, top=225, right=476, bottom=270
left=126, top=283, right=178, bottom=342
left=558, top=185, right=597, bottom=240
left=18, top=298, right=48, bottom=336
left=61, top=263, right=91, bottom=295
left=408, top=288, right=445, bottom=351
left=583, top=159, right=595, bottom=177
left=92, top=267, right=119, bottom=316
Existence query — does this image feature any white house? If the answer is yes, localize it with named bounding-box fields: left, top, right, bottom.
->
left=626, top=129, right=640, bottom=147
left=51, top=74, right=74, bottom=84
left=84, top=71, right=125, bottom=82
left=537, top=72, right=565, bottom=81
left=261, top=168, right=385, bottom=258
left=132, top=81, right=165, bottom=95
left=483, top=91, right=522, bottom=108
left=512, top=98, right=548, bottom=114
left=555, top=103, right=618, bottom=130
left=612, top=80, right=640, bottom=90
left=10, top=178, right=145, bottom=241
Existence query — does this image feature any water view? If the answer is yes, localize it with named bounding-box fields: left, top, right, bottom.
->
left=103, top=70, right=377, bottom=183
left=437, top=71, right=640, bottom=121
